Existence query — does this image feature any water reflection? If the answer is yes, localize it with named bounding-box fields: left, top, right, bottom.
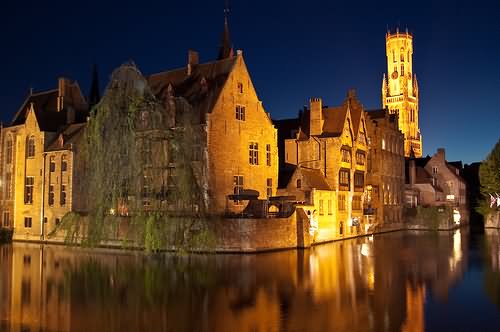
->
left=0, top=230, right=470, bottom=332
left=484, top=228, right=500, bottom=309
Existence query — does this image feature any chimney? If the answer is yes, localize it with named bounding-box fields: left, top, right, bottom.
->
left=57, top=78, right=70, bottom=112
left=187, top=50, right=199, bottom=76
left=309, top=97, right=323, bottom=136
left=409, top=158, right=416, bottom=185
left=67, top=106, right=75, bottom=125
left=436, top=148, right=445, bottom=161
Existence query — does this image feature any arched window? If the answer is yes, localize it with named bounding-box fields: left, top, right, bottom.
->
left=5, top=137, right=12, bottom=164
left=26, top=136, right=35, bottom=158
left=400, top=48, right=405, bottom=62
left=61, top=155, right=68, bottom=172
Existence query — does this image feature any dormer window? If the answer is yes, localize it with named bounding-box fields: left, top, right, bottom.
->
left=296, top=179, right=302, bottom=189
left=341, top=148, right=351, bottom=163
left=432, top=166, right=438, bottom=174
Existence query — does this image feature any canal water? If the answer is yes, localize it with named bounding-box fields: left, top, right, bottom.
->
left=1, top=228, right=500, bottom=332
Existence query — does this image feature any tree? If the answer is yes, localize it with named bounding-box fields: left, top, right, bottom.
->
left=479, top=138, right=500, bottom=214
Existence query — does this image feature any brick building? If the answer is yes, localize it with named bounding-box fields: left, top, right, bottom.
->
left=365, top=108, right=405, bottom=225
left=279, top=90, right=369, bottom=240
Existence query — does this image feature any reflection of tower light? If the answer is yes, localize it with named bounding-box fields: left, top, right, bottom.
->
left=401, top=283, right=426, bottom=332
left=449, top=230, right=462, bottom=271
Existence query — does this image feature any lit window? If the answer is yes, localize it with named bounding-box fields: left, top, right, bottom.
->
left=49, top=156, right=56, bottom=172
left=339, top=194, right=346, bottom=211
left=5, top=138, right=12, bottom=164
left=24, top=177, right=34, bottom=204
left=352, top=196, right=362, bottom=210
left=61, top=155, right=67, bottom=172
left=356, top=151, right=365, bottom=165
left=341, top=148, right=351, bottom=163
left=382, top=138, right=386, bottom=150
left=60, top=185, right=66, bottom=206
left=266, top=178, right=272, bottom=197
left=236, top=105, right=246, bottom=121
left=266, top=144, right=271, bottom=166
left=24, top=217, right=32, bottom=228
left=5, top=173, right=11, bottom=200
left=48, top=185, right=55, bottom=206
left=249, top=142, right=258, bottom=165
left=339, top=169, right=350, bottom=189
left=26, top=136, right=35, bottom=158
left=354, top=172, right=364, bottom=188
left=3, top=211, right=10, bottom=227
left=233, top=175, right=244, bottom=204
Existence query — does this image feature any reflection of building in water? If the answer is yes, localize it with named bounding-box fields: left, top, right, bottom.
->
left=0, top=245, right=13, bottom=331
left=483, top=229, right=500, bottom=310
left=8, top=243, right=71, bottom=332
left=401, top=282, right=426, bottom=332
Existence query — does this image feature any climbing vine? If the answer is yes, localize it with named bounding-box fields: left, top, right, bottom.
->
left=53, top=63, right=215, bottom=252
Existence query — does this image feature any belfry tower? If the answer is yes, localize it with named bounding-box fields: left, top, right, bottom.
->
left=382, top=28, right=422, bottom=157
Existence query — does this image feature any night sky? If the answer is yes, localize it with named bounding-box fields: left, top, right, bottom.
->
left=1, top=0, right=499, bottom=164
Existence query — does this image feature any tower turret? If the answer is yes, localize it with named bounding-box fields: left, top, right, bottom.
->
left=382, top=29, right=422, bottom=157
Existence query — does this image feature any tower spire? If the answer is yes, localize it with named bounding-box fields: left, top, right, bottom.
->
left=217, top=1, right=234, bottom=60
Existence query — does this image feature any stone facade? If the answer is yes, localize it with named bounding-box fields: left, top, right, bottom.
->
left=382, top=29, right=422, bottom=157
left=365, top=109, right=405, bottom=226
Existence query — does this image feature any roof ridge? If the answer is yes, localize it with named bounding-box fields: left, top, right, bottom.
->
left=149, top=56, right=237, bottom=78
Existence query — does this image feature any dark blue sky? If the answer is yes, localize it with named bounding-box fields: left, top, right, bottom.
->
left=1, top=0, right=499, bottom=163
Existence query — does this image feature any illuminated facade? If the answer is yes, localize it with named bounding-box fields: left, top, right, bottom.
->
left=281, top=90, right=369, bottom=240
left=0, top=79, right=88, bottom=241
left=382, top=29, right=422, bottom=157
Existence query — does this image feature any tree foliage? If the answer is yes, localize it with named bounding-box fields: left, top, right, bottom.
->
left=53, top=63, right=215, bottom=252
left=478, top=137, right=500, bottom=214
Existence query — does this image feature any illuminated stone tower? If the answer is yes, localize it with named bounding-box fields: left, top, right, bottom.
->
left=382, top=29, right=422, bottom=157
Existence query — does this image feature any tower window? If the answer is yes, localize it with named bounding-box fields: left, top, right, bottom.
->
left=392, top=50, right=396, bottom=62
left=400, top=48, right=405, bottom=62
left=401, top=64, right=405, bottom=76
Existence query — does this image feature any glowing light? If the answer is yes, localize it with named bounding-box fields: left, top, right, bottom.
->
left=453, top=209, right=461, bottom=224
left=109, top=208, right=116, bottom=215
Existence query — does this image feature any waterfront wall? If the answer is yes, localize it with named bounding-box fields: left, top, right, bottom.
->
left=485, top=211, right=500, bottom=228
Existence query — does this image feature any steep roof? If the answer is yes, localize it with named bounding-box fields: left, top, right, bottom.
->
left=322, top=105, right=348, bottom=137
left=299, top=167, right=332, bottom=191
left=148, top=56, right=237, bottom=117
left=11, top=80, right=88, bottom=132
left=46, top=123, right=86, bottom=151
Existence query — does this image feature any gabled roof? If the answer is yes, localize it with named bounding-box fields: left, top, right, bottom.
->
left=46, top=123, right=86, bottom=151
left=322, top=105, right=349, bottom=137
left=148, top=56, right=238, bottom=117
left=11, top=80, right=88, bottom=132
left=299, top=167, right=332, bottom=191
